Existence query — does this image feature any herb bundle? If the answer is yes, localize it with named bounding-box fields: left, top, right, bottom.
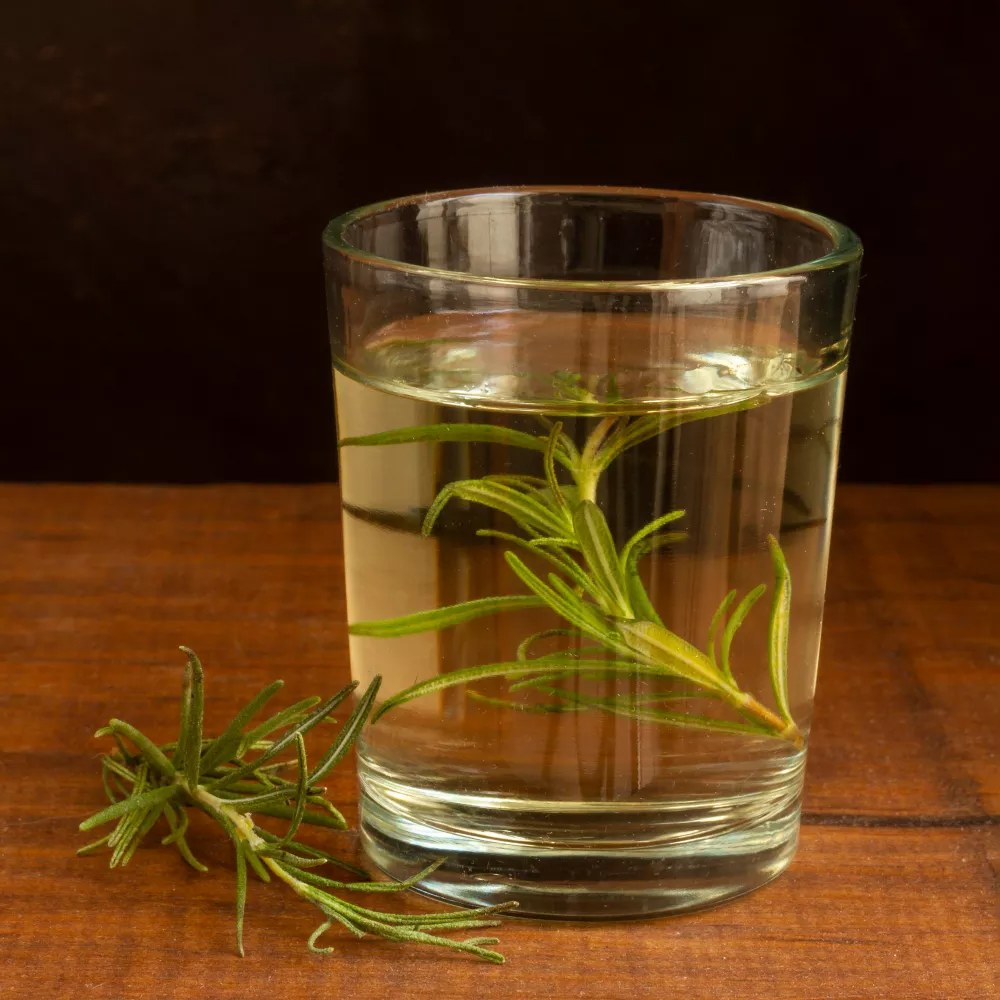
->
left=343, top=398, right=803, bottom=747
left=79, top=648, right=515, bottom=961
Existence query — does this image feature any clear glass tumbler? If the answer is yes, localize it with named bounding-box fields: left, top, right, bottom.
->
left=323, top=187, right=861, bottom=918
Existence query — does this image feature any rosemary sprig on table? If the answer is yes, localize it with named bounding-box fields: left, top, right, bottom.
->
left=342, top=395, right=803, bottom=747
left=78, top=648, right=515, bottom=961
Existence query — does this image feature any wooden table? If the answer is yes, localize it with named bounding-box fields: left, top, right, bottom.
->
left=1, top=485, right=997, bottom=999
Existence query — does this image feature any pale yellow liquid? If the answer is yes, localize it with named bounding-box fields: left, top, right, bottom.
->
left=335, top=309, right=845, bottom=916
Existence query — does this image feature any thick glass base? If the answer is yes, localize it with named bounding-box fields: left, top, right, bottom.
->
left=359, top=777, right=802, bottom=920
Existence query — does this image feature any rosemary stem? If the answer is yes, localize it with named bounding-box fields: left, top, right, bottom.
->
left=728, top=693, right=804, bottom=748
left=189, top=783, right=268, bottom=850
left=188, top=782, right=340, bottom=902
left=575, top=417, right=618, bottom=502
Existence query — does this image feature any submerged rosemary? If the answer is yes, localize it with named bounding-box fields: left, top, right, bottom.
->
left=342, top=394, right=804, bottom=747
left=79, top=649, right=515, bottom=961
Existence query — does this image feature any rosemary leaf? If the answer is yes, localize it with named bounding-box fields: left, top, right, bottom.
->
left=503, top=552, right=616, bottom=641
left=466, top=690, right=576, bottom=713
left=234, top=841, right=248, bottom=956
left=707, top=590, right=738, bottom=672
left=106, top=721, right=176, bottom=780
left=438, top=480, right=570, bottom=538
left=251, top=802, right=348, bottom=831
left=559, top=688, right=776, bottom=738
left=253, top=829, right=368, bottom=878
left=481, top=530, right=600, bottom=598
left=616, top=619, right=731, bottom=693
left=767, top=534, right=795, bottom=725
left=307, top=675, right=380, bottom=784
left=237, top=696, right=323, bottom=753
left=176, top=646, right=205, bottom=790
left=721, top=584, right=767, bottom=682
left=76, top=832, right=113, bottom=856
left=114, top=802, right=165, bottom=868
left=340, top=422, right=554, bottom=460
left=208, top=691, right=351, bottom=792
left=80, top=784, right=178, bottom=832
left=574, top=501, right=632, bottom=616
left=371, top=656, right=697, bottom=722
left=162, top=802, right=208, bottom=872
left=307, top=920, right=337, bottom=953
left=622, top=552, right=663, bottom=627
left=278, top=732, right=309, bottom=845
left=618, top=508, right=686, bottom=572
left=349, top=595, right=544, bottom=637
left=543, top=421, right=567, bottom=508
left=217, top=786, right=300, bottom=809
left=243, top=843, right=272, bottom=883
left=107, top=762, right=147, bottom=850
left=100, top=753, right=137, bottom=785
left=546, top=574, right=621, bottom=640
left=160, top=800, right=189, bottom=845
left=198, top=680, right=284, bottom=773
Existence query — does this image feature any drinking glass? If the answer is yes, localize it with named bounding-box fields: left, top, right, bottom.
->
left=323, top=186, right=861, bottom=917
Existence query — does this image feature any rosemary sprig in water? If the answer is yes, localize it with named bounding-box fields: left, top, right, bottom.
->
left=342, top=394, right=804, bottom=747
left=78, top=648, right=515, bottom=961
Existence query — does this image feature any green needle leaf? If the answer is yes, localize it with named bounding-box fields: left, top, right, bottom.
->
left=76, top=832, right=113, bottom=856
left=422, top=483, right=460, bottom=536
left=162, top=802, right=208, bottom=872
left=253, top=830, right=367, bottom=877
left=279, top=733, right=309, bottom=845
left=432, top=480, right=571, bottom=538
left=574, top=501, right=632, bottom=616
left=106, top=721, right=176, bottom=780
left=371, top=656, right=699, bottom=722
left=370, top=660, right=577, bottom=721
left=243, top=846, right=271, bottom=883
left=177, top=646, right=205, bottom=790
left=618, top=508, right=686, bottom=572
left=238, top=696, right=323, bottom=751
left=234, top=841, right=248, bottom=957
left=80, top=784, right=178, bottom=832
left=543, top=421, right=567, bottom=508
left=553, top=688, right=775, bottom=738
left=250, top=802, right=348, bottom=831
left=307, top=677, right=380, bottom=784
left=767, top=535, right=795, bottom=725
left=209, top=689, right=365, bottom=793
left=307, top=920, right=336, bottom=954
left=622, top=551, right=663, bottom=626
left=107, top=763, right=147, bottom=850
left=515, top=627, right=580, bottom=662
left=546, top=574, right=620, bottom=640
left=721, top=584, right=766, bottom=682
left=217, top=786, right=302, bottom=809
left=198, top=680, right=284, bottom=774
left=479, top=530, right=600, bottom=599
left=708, top=590, right=738, bottom=671
left=340, top=422, right=559, bottom=461
left=349, top=595, right=544, bottom=637
left=597, top=398, right=762, bottom=468
left=617, top=619, right=732, bottom=693
left=113, top=802, right=165, bottom=868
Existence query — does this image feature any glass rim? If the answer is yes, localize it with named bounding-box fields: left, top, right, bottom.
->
left=323, top=184, right=862, bottom=292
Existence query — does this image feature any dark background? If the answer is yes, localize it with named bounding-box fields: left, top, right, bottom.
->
left=1, top=2, right=992, bottom=483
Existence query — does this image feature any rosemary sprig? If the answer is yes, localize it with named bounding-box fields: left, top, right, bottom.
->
left=79, top=648, right=516, bottom=962
left=342, top=394, right=804, bottom=747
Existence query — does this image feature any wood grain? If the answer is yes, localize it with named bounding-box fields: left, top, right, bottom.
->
left=1, top=484, right=997, bottom=999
